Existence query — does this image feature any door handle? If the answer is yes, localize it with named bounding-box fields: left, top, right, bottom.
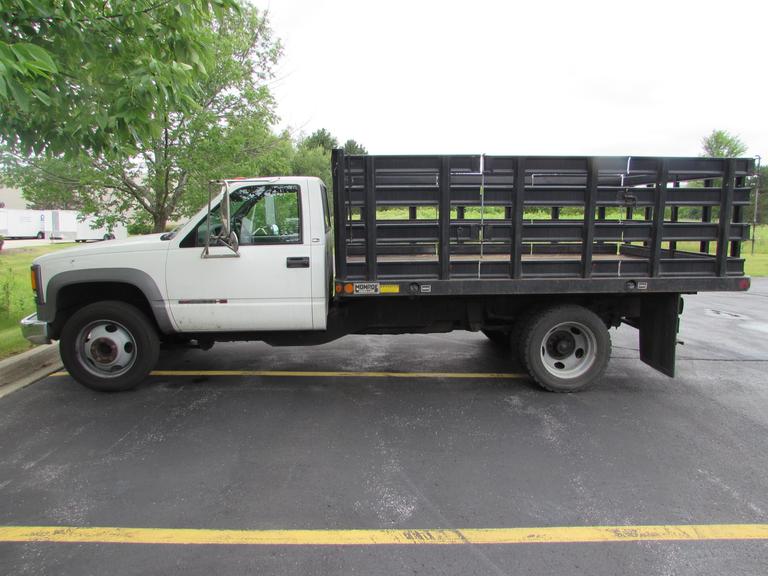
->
left=286, top=256, right=310, bottom=268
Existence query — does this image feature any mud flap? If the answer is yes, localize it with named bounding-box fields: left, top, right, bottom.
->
left=639, top=293, right=681, bottom=377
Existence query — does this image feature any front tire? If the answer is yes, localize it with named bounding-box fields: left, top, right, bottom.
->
left=519, top=305, right=611, bottom=393
left=60, top=301, right=160, bottom=392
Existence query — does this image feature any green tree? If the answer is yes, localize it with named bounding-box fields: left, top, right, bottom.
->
left=2, top=5, right=282, bottom=232
left=1, top=0, right=240, bottom=156
left=701, top=130, right=748, bottom=158
left=745, top=164, right=767, bottom=225
left=301, top=129, right=338, bottom=154
left=0, top=154, right=86, bottom=210
left=343, top=139, right=367, bottom=155
left=677, top=130, right=751, bottom=221
left=291, top=146, right=331, bottom=187
left=291, top=133, right=368, bottom=186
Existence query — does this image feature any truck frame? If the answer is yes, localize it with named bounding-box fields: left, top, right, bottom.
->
left=22, top=151, right=754, bottom=393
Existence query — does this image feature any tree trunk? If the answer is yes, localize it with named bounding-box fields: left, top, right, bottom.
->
left=152, top=215, right=168, bottom=233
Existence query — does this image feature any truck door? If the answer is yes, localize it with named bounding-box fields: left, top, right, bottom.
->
left=165, top=181, right=315, bottom=332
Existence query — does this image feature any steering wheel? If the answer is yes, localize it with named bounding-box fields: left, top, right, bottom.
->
left=253, top=226, right=270, bottom=236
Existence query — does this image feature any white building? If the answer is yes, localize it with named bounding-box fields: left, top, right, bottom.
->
left=0, top=186, right=26, bottom=209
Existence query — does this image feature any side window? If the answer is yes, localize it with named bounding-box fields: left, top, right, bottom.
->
left=320, top=183, right=331, bottom=232
left=235, top=185, right=301, bottom=245
left=182, top=184, right=302, bottom=247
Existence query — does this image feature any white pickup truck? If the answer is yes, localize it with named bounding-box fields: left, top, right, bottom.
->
left=21, top=151, right=753, bottom=393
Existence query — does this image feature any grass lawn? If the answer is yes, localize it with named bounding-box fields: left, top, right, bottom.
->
left=745, top=254, right=768, bottom=276
left=0, top=243, right=76, bottom=359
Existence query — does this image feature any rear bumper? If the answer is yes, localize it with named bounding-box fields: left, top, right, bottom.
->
left=20, top=313, right=52, bottom=345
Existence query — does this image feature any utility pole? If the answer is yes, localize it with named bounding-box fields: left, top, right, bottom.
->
left=753, top=155, right=761, bottom=255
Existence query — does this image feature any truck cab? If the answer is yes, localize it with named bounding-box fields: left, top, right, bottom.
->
left=23, top=177, right=333, bottom=391
left=165, top=177, right=333, bottom=332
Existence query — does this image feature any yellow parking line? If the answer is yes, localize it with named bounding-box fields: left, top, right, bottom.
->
left=0, top=524, right=767, bottom=546
left=51, top=370, right=526, bottom=379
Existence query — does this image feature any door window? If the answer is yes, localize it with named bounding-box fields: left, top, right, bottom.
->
left=320, top=183, right=331, bottom=233
left=183, top=184, right=302, bottom=247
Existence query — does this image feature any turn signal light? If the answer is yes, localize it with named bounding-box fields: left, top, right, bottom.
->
left=344, top=283, right=354, bottom=294
left=30, top=265, right=44, bottom=304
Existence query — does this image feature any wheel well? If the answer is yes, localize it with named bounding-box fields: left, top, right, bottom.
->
left=482, top=295, right=638, bottom=331
left=49, top=282, right=157, bottom=338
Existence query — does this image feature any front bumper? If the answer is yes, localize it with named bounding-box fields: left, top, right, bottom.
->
left=20, top=313, right=52, bottom=345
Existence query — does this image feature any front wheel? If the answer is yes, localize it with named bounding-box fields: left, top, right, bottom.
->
left=519, top=305, right=611, bottom=393
left=60, top=301, right=160, bottom=392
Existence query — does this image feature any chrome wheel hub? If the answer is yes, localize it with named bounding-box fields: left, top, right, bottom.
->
left=541, top=321, right=597, bottom=379
left=77, top=320, right=137, bottom=378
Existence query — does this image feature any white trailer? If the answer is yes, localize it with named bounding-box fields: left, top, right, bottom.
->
left=49, top=210, right=78, bottom=240
left=75, top=216, right=128, bottom=242
left=41, top=210, right=53, bottom=237
left=0, top=209, right=46, bottom=239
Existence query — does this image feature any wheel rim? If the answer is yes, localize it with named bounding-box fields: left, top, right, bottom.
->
left=76, top=320, right=137, bottom=378
left=540, top=321, right=597, bottom=380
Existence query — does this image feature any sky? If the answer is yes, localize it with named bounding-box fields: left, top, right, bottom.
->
left=259, top=0, right=766, bottom=160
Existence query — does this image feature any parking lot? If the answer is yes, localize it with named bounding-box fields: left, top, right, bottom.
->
left=1, top=281, right=767, bottom=575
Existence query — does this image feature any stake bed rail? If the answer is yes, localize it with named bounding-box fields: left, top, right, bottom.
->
left=331, top=150, right=754, bottom=295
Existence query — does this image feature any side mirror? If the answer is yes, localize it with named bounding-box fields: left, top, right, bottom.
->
left=202, top=180, right=240, bottom=258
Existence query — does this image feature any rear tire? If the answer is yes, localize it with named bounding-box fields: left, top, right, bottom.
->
left=60, top=301, right=160, bottom=392
left=519, top=305, right=610, bottom=393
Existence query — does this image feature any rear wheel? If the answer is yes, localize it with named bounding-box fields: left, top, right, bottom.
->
left=60, top=301, right=159, bottom=392
left=519, top=305, right=610, bottom=392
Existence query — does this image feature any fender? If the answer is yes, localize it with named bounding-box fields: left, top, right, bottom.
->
left=38, top=268, right=176, bottom=334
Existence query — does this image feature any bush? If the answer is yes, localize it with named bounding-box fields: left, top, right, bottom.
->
left=127, top=216, right=154, bottom=236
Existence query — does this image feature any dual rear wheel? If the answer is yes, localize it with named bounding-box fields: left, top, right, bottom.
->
left=484, top=305, right=611, bottom=392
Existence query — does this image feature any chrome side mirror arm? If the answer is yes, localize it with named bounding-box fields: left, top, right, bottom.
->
left=202, top=180, right=240, bottom=258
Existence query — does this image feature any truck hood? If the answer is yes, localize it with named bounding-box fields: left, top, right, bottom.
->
left=34, top=234, right=170, bottom=265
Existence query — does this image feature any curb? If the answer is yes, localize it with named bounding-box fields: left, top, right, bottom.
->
left=0, top=343, right=62, bottom=399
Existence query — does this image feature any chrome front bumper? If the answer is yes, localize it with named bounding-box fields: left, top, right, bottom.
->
left=20, top=313, right=52, bottom=345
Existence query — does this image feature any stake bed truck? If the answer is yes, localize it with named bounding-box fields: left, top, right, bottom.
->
left=22, top=151, right=754, bottom=392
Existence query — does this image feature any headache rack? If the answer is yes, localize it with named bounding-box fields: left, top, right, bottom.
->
left=331, top=150, right=754, bottom=295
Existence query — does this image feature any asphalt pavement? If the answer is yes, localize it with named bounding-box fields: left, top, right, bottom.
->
left=1, top=281, right=767, bottom=575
